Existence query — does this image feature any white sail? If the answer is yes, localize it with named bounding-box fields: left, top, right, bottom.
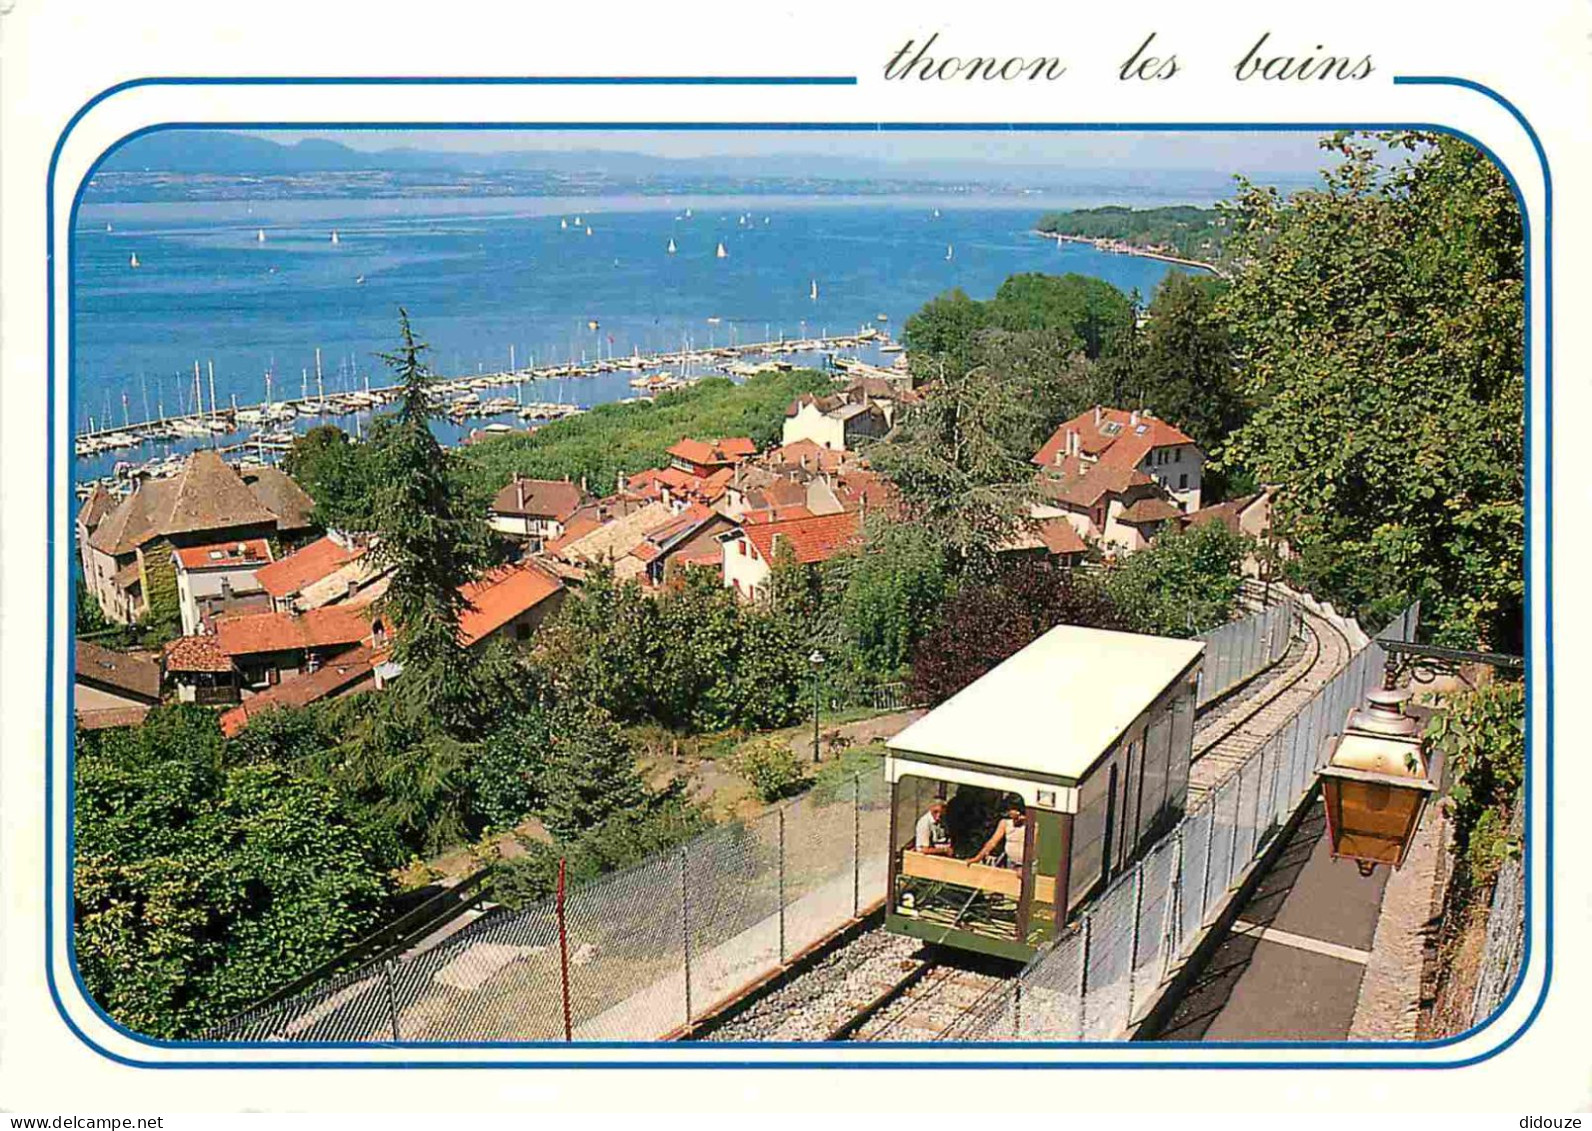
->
left=684, top=208, right=693, bottom=218
left=586, top=226, right=593, bottom=236
left=105, top=222, right=113, bottom=232
left=561, top=218, right=568, bottom=230
left=330, top=230, right=340, bottom=245
left=129, top=253, right=139, bottom=268
left=946, top=244, right=954, bottom=260
left=716, top=242, right=727, bottom=259
left=667, top=238, right=676, bottom=254
left=574, top=215, right=583, bottom=226
left=257, top=229, right=265, bottom=243
left=810, top=279, right=818, bottom=301
left=933, top=208, right=941, bottom=218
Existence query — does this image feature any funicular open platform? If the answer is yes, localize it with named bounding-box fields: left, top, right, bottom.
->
left=885, top=626, right=1204, bottom=962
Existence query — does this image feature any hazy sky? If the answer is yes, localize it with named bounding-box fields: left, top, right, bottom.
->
left=252, top=129, right=1337, bottom=175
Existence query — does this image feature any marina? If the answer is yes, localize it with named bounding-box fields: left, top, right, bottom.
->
left=71, top=328, right=892, bottom=497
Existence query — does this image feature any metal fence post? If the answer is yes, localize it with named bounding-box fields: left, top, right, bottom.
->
left=852, top=772, right=862, bottom=917
left=557, top=857, right=573, bottom=1042
left=382, top=958, right=401, bottom=1043
left=1169, top=831, right=1186, bottom=960
left=1077, top=915, right=1093, bottom=1040
left=778, top=807, right=787, bottom=963
left=1125, top=866, right=1145, bottom=1023
left=1200, top=796, right=1217, bottom=921
left=680, top=846, right=693, bottom=1025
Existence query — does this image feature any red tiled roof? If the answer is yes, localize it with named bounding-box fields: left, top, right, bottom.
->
left=763, top=440, right=854, bottom=474
left=173, top=538, right=274, bottom=571
left=1033, top=407, right=1198, bottom=470
left=76, top=706, right=152, bottom=731
left=1117, top=497, right=1183, bottom=525
left=667, top=437, right=756, bottom=467
left=489, top=477, right=584, bottom=521
left=545, top=513, right=603, bottom=554
left=1180, top=493, right=1263, bottom=535
left=1036, top=518, right=1088, bottom=556
left=77, top=641, right=162, bottom=701
left=162, top=634, right=233, bottom=673
left=742, top=510, right=861, bottom=566
left=743, top=504, right=814, bottom=524
left=213, top=606, right=371, bottom=657
left=457, top=560, right=564, bottom=647
left=255, top=536, right=363, bottom=599
left=219, top=645, right=376, bottom=737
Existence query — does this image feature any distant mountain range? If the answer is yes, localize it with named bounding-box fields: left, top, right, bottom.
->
left=97, top=131, right=1285, bottom=194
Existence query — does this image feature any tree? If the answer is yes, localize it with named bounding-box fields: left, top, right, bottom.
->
left=74, top=707, right=388, bottom=1038
left=871, top=331, right=1088, bottom=575
left=908, top=563, right=1126, bottom=705
left=988, top=272, right=1136, bottom=360
left=1100, top=521, right=1248, bottom=637
left=1135, top=273, right=1246, bottom=453
left=283, top=424, right=372, bottom=530
left=537, top=700, right=649, bottom=841
left=839, top=519, right=950, bottom=676
left=1216, top=133, right=1523, bottom=649
left=468, top=705, right=553, bottom=832
left=364, top=310, right=487, bottom=731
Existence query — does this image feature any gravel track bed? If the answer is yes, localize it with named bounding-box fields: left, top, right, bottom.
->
left=702, top=928, right=923, bottom=1042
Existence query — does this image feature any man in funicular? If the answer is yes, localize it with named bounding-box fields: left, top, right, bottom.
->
left=913, top=797, right=954, bottom=857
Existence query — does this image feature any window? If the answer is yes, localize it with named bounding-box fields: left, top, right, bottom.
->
left=515, top=622, right=532, bottom=642
left=1179, top=474, right=1189, bottom=490
left=1174, top=447, right=1183, bottom=463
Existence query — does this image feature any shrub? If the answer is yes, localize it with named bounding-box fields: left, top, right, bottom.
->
left=1426, top=680, right=1525, bottom=890
left=730, top=735, right=810, bottom=803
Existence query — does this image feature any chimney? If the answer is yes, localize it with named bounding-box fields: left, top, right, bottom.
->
left=1130, top=409, right=1141, bottom=427
left=616, top=470, right=624, bottom=496
left=1067, top=428, right=1079, bottom=457
left=1093, top=405, right=1103, bottom=426
left=516, top=475, right=526, bottom=512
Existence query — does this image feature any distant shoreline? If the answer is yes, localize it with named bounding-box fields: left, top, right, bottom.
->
left=1032, top=230, right=1227, bottom=279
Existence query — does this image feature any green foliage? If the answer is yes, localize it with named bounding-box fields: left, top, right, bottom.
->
left=988, top=272, right=1136, bottom=360
left=137, top=540, right=182, bottom=644
left=1425, top=681, right=1524, bottom=891
left=74, top=707, right=388, bottom=1038
left=1216, top=132, right=1523, bottom=650
left=532, top=567, right=809, bottom=734
left=536, top=700, right=649, bottom=841
left=810, top=743, right=886, bottom=806
left=224, top=702, right=341, bottom=767
left=493, top=797, right=714, bottom=910
left=839, top=519, right=950, bottom=674
left=454, top=370, right=832, bottom=497
left=468, top=707, right=553, bottom=832
left=1035, top=204, right=1228, bottom=263
left=730, top=735, right=810, bottom=803
left=1133, top=272, right=1246, bottom=452
left=1101, top=521, right=1248, bottom=637
left=871, top=333, right=1089, bottom=575
left=283, top=424, right=372, bottom=530
left=364, top=311, right=491, bottom=732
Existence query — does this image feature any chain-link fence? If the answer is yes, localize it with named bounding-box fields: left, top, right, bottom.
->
left=943, top=603, right=1419, bottom=1042
left=1195, top=599, right=1297, bottom=709
left=205, top=599, right=1315, bottom=1044
left=207, top=772, right=888, bottom=1042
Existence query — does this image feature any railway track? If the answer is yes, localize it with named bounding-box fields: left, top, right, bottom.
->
left=697, top=600, right=1356, bottom=1045
left=1187, top=605, right=1354, bottom=805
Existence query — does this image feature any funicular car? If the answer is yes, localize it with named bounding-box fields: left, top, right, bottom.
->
left=884, top=625, right=1203, bottom=961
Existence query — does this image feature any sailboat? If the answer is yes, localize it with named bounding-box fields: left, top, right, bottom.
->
left=105, top=222, right=113, bottom=233
left=810, top=279, right=819, bottom=301
left=561, top=218, right=568, bottom=230
left=354, top=275, right=366, bottom=285
left=586, top=226, right=593, bottom=236
left=129, top=252, right=140, bottom=269
left=945, top=244, right=954, bottom=261
left=715, top=241, right=727, bottom=259
left=574, top=215, right=583, bottom=226
left=684, top=207, right=693, bottom=219
left=933, top=208, right=941, bottom=218
left=256, top=229, right=266, bottom=243
left=666, top=237, right=677, bottom=254
left=330, top=230, right=340, bottom=245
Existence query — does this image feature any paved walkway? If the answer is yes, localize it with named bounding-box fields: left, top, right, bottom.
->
left=1152, top=803, right=1390, bottom=1041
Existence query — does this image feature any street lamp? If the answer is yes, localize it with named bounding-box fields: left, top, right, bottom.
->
left=1317, top=687, right=1440, bottom=876
left=808, top=650, right=826, bottom=764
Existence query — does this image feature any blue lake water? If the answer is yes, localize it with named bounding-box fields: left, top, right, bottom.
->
left=72, top=192, right=1191, bottom=484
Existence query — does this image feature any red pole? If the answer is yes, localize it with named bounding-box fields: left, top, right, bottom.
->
left=557, top=857, right=573, bottom=1042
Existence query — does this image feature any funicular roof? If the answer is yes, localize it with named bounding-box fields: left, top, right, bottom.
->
left=887, top=625, right=1203, bottom=790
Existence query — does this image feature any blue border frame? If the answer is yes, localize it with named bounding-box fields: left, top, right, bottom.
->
left=43, top=75, right=1551, bottom=1071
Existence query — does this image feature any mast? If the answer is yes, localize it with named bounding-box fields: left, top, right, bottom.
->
left=315, top=347, right=324, bottom=408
